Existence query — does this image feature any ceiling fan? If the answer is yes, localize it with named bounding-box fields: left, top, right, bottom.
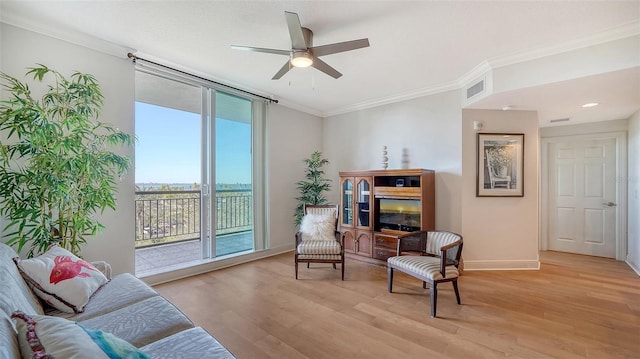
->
left=231, top=11, right=370, bottom=80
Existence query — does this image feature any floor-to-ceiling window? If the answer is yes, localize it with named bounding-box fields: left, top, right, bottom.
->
left=213, top=92, right=254, bottom=257
left=133, top=69, right=265, bottom=276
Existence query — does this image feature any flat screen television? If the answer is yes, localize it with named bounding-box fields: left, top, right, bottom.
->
left=376, top=198, right=421, bottom=232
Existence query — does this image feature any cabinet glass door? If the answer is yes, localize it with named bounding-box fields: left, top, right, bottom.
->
left=341, top=178, right=354, bottom=226
left=356, top=178, right=371, bottom=228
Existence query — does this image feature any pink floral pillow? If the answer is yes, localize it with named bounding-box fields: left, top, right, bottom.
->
left=14, top=246, right=109, bottom=313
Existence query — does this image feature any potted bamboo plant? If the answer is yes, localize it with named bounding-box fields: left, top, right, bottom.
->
left=0, top=65, right=134, bottom=257
left=294, top=151, right=331, bottom=226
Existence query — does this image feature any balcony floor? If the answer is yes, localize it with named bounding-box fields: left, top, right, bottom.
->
left=135, top=231, right=253, bottom=277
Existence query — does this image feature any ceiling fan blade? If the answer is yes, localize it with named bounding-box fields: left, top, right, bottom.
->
left=311, top=57, right=342, bottom=79
left=272, top=61, right=292, bottom=80
left=231, top=45, right=291, bottom=56
left=311, top=38, right=370, bottom=57
left=285, top=11, right=307, bottom=50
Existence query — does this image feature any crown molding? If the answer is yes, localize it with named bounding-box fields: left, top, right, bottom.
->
left=489, top=20, right=640, bottom=69
left=323, top=80, right=460, bottom=117
left=2, top=15, right=280, bottom=106
left=274, top=99, right=324, bottom=118
left=1, top=15, right=135, bottom=58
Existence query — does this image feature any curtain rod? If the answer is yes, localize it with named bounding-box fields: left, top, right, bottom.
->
left=127, top=53, right=278, bottom=104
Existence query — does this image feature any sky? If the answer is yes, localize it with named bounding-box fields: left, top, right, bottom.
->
left=379, top=198, right=421, bottom=213
left=135, top=102, right=251, bottom=184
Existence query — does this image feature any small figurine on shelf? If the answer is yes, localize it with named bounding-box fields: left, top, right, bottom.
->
left=382, top=145, right=389, bottom=170
left=402, top=148, right=410, bottom=169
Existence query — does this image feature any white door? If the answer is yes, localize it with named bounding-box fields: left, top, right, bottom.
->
left=547, top=136, right=618, bottom=258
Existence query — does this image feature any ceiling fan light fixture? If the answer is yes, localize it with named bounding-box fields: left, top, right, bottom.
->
left=291, top=52, right=313, bottom=68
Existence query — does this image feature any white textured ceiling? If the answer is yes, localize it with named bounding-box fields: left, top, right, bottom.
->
left=1, top=1, right=639, bottom=124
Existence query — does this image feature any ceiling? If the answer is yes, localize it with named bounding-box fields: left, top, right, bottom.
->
left=1, top=1, right=639, bottom=125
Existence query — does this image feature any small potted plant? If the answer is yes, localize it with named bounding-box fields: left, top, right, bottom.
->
left=0, top=65, right=134, bottom=257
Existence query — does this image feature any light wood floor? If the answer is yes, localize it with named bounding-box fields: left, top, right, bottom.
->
left=154, top=251, right=640, bottom=358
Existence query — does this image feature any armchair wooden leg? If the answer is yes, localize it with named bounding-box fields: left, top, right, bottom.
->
left=453, top=280, right=461, bottom=304
left=295, top=261, right=299, bottom=280
left=333, top=263, right=337, bottom=270
left=430, top=283, right=437, bottom=318
left=307, top=263, right=310, bottom=269
left=387, top=267, right=394, bottom=292
left=423, top=281, right=427, bottom=289
left=341, top=260, right=345, bottom=281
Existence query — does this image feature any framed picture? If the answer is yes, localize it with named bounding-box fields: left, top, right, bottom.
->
left=476, top=133, right=524, bottom=197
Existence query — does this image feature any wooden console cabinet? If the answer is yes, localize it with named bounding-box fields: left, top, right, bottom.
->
left=339, top=168, right=435, bottom=265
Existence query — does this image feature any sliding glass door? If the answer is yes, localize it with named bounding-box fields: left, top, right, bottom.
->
left=213, top=93, right=254, bottom=256
left=134, top=70, right=262, bottom=275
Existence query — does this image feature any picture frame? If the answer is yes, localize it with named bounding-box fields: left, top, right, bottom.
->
left=476, top=133, right=524, bottom=197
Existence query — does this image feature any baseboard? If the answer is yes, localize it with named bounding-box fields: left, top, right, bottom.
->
left=463, top=259, right=540, bottom=271
left=626, top=258, right=640, bottom=276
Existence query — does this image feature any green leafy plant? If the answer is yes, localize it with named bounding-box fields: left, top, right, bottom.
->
left=0, top=65, right=134, bottom=257
left=294, top=151, right=331, bottom=226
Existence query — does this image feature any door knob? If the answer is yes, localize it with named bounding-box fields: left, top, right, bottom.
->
left=603, top=202, right=617, bottom=207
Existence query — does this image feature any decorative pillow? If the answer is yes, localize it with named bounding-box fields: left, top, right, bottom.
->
left=300, top=213, right=336, bottom=241
left=11, top=310, right=150, bottom=359
left=13, top=245, right=109, bottom=313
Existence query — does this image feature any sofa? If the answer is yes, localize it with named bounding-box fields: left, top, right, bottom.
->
left=0, top=242, right=235, bottom=358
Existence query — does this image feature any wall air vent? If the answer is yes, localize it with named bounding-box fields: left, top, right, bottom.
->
left=550, top=118, right=570, bottom=123
left=466, top=79, right=485, bottom=99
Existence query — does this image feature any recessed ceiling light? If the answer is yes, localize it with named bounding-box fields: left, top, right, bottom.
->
left=582, top=102, right=599, bottom=108
left=502, top=105, right=514, bottom=111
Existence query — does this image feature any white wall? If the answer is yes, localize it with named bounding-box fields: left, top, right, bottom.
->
left=1, top=23, right=136, bottom=274
left=1, top=24, right=324, bottom=281
left=323, top=98, right=540, bottom=270
left=461, top=109, right=540, bottom=270
left=628, top=110, right=640, bottom=274
left=323, top=90, right=462, bottom=232
left=266, top=104, right=324, bottom=250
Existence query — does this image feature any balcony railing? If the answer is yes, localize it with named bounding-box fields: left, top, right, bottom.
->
left=135, top=189, right=252, bottom=248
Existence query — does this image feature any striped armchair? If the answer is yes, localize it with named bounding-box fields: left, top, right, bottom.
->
left=387, top=230, right=463, bottom=317
left=294, top=204, right=344, bottom=280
